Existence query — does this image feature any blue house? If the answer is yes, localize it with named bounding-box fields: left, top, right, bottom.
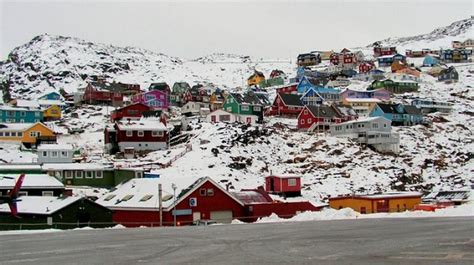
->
left=38, top=92, right=62, bottom=101
left=0, top=106, right=43, bottom=123
left=296, top=76, right=330, bottom=94
left=369, top=103, right=423, bottom=126
left=377, top=53, right=406, bottom=67
left=300, top=88, right=324, bottom=106
left=438, top=66, right=459, bottom=82
left=422, top=55, right=439, bottom=67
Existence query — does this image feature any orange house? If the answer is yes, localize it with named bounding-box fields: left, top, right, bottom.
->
left=396, top=67, right=421, bottom=78
left=329, top=192, right=422, bottom=214
left=0, top=122, right=56, bottom=147
left=391, top=60, right=406, bottom=73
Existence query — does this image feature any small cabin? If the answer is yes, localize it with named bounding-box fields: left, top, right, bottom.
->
left=265, top=175, right=301, bottom=197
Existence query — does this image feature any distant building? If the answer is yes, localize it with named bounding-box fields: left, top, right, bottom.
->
left=329, top=192, right=422, bottom=213
left=297, top=53, right=321, bottom=66
left=37, top=144, right=74, bottom=164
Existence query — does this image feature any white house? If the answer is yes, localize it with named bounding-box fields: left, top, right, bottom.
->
left=330, top=116, right=400, bottom=154
left=206, top=109, right=258, bottom=125
left=181, top=101, right=210, bottom=117
left=37, top=144, right=74, bottom=163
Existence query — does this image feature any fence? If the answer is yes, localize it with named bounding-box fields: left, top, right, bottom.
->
left=162, top=144, right=193, bottom=168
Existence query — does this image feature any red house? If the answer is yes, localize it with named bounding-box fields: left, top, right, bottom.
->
left=265, top=175, right=301, bottom=197
left=183, top=85, right=207, bottom=103
left=358, top=61, right=375, bottom=73
left=82, top=83, right=124, bottom=106
left=110, top=103, right=151, bottom=122
left=265, top=93, right=304, bottom=116
left=275, top=83, right=298, bottom=95
left=97, top=177, right=323, bottom=227
left=374, top=46, right=397, bottom=57
left=330, top=49, right=356, bottom=66
left=297, top=105, right=342, bottom=131
left=104, top=118, right=169, bottom=154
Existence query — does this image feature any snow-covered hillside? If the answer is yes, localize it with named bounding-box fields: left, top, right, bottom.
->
left=0, top=35, right=293, bottom=99
left=369, top=17, right=473, bottom=54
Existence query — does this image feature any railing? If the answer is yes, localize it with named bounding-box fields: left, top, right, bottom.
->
left=162, top=144, right=193, bottom=168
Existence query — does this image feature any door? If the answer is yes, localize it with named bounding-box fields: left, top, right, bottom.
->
left=211, top=115, right=216, bottom=123
left=376, top=200, right=389, bottom=213
left=210, top=211, right=233, bottom=224
left=193, top=212, right=201, bottom=222
left=270, top=178, right=275, bottom=192
left=246, top=117, right=252, bottom=124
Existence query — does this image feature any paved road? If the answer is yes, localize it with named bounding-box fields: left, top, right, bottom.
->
left=0, top=217, right=473, bottom=265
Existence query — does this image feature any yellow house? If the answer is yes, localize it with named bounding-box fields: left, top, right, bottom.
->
left=342, top=98, right=382, bottom=117
left=209, top=90, right=227, bottom=111
left=329, top=192, right=422, bottom=214
left=43, top=105, right=62, bottom=121
left=0, top=122, right=56, bottom=147
left=247, top=70, right=265, bottom=86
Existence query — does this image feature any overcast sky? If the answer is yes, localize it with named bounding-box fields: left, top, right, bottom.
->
left=0, top=0, right=472, bottom=60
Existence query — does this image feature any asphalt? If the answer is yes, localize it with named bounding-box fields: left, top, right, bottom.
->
left=0, top=217, right=473, bottom=265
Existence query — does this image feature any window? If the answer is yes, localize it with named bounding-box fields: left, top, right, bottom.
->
left=241, top=105, right=249, bottom=111
left=35, top=112, right=40, bottom=117
left=52, top=151, right=58, bottom=157
left=200, top=188, right=207, bottom=196
left=126, top=131, right=133, bottom=137
left=104, top=194, right=116, bottom=201
left=207, top=188, right=214, bottom=196
left=137, top=131, right=144, bottom=137
left=0, top=132, right=3, bottom=137
left=307, top=118, right=312, bottom=123
left=61, top=151, right=68, bottom=157
left=304, top=110, right=308, bottom=115
left=11, top=132, right=16, bottom=137
left=18, top=132, right=22, bottom=137
left=152, top=131, right=163, bottom=137
left=18, top=191, right=28, bottom=196
left=121, top=195, right=134, bottom=201
left=86, top=171, right=94, bottom=179
left=21, top=111, right=26, bottom=117
left=42, top=151, right=48, bottom=157
left=140, top=195, right=153, bottom=202
left=253, top=106, right=261, bottom=112
left=30, top=131, right=40, bottom=137
left=96, top=171, right=103, bottom=178
left=301, top=118, right=305, bottom=124
left=65, top=171, right=73, bottom=179
left=288, top=178, right=297, bottom=186
left=42, top=191, right=54, bottom=197
left=76, top=171, right=83, bottom=179
left=5, top=132, right=10, bottom=137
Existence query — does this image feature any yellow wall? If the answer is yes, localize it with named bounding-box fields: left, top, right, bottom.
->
left=329, top=197, right=421, bottom=214
left=21, top=123, right=56, bottom=144
left=43, top=105, right=62, bottom=120
left=247, top=75, right=265, bottom=86
left=0, top=134, right=23, bottom=142
left=342, top=99, right=379, bottom=112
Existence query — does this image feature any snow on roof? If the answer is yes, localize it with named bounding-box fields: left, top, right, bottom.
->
left=0, top=174, right=64, bottom=189
left=0, top=164, right=42, bottom=170
left=0, top=123, right=34, bottom=132
left=266, top=175, right=301, bottom=179
left=336, top=116, right=387, bottom=125
left=42, top=163, right=110, bottom=171
left=0, top=105, right=33, bottom=111
left=331, top=192, right=422, bottom=200
left=38, top=144, right=74, bottom=151
left=38, top=100, right=66, bottom=106
left=116, top=118, right=168, bottom=131
left=14, top=100, right=40, bottom=108
left=0, top=196, right=81, bottom=215
left=344, top=98, right=381, bottom=103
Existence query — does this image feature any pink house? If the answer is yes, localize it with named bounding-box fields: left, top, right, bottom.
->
left=131, top=90, right=169, bottom=110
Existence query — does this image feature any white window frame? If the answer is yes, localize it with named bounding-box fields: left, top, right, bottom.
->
left=76, top=171, right=83, bottom=179
left=288, top=178, right=297, bottom=186
left=42, top=191, right=54, bottom=197
left=126, top=130, right=133, bottom=137
left=65, top=171, right=73, bottom=179
left=85, top=171, right=94, bottom=179
left=241, top=105, right=250, bottom=111
left=137, top=131, right=144, bottom=137
left=51, top=151, right=59, bottom=157
left=96, top=171, right=103, bottom=179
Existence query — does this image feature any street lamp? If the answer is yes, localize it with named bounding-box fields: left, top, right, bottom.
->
left=172, top=183, right=177, bottom=227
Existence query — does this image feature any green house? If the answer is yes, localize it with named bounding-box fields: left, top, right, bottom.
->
left=171, top=82, right=191, bottom=105
left=42, top=164, right=143, bottom=188
left=258, top=76, right=284, bottom=88
left=223, top=92, right=265, bottom=122
left=0, top=196, right=113, bottom=230
left=368, top=79, right=419, bottom=94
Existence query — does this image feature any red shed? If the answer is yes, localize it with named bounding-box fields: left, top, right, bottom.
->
left=82, top=83, right=124, bottom=106
left=297, top=105, right=342, bottom=131
left=265, top=175, right=302, bottom=197
left=110, top=103, right=151, bottom=122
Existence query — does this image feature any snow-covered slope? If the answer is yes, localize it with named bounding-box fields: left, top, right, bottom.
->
left=0, top=34, right=293, bottom=99
left=369, top=17, right=473, bottom=53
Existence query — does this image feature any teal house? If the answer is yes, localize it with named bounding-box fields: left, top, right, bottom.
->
left=422, top=55, right=439, bottom=67
left=370, top=103, right=423, bottom=126
left=38, top=91, right=62, bottom=101
left=223, top=92, right=265, bottom=123
left=0, top=106, right=43, bottom=123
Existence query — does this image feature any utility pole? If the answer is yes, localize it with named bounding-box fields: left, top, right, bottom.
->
left=172, top=183, right=177, bottom=227
left=158, top=183, right=162, bottom=227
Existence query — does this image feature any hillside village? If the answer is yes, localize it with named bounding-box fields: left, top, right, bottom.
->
left=0, top=18, right=473, bottom=229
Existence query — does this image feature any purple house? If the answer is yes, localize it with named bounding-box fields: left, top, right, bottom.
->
left=131, top=90, right=169, bottom=110
left=340, top=88, right=391, bottom=101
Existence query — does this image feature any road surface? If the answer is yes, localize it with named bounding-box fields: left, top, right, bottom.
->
left=0, top=217, right=473, bottom=265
